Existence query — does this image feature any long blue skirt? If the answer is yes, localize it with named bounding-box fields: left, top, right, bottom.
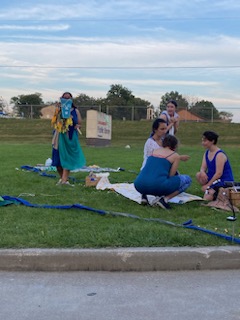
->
left=54, top=131, right=85, bottom=170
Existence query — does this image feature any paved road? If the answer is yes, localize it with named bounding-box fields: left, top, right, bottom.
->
left=0, top=270, right=239, bottom=320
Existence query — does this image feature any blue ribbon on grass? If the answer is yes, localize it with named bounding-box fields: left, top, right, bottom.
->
left=20, top=166, right=83, bottom=182
left=2, top=195, right=240, bottom=244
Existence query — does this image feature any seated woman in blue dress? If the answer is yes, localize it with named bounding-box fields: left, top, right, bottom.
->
left=134, top=135, right=192, bottom=209
left=196, top=131, right=234, bottom=200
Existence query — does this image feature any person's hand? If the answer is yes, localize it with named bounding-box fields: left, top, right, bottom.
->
left=180, top=155, right=190, bottom=161
left=169, top=117, right=176, bottom=123
left=74, top=124, right=82, bottom=134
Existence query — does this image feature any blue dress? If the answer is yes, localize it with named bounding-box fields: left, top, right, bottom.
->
left=205, top=150, right=234, bottom=185
left=134, top=155, right=180, bottom=196
left=52, top=108, right=86, bottom=170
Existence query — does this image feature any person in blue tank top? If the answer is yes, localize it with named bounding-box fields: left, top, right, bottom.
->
left=134, top=135, right=192, bottom=209
left=51, top=92, right=86, bottom=186
left=196, top=131, right=234, bottom=201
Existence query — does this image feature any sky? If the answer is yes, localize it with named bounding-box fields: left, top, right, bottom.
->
left=1, top=0, right=240, bottom=121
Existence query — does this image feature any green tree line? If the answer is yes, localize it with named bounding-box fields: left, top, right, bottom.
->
left=9, top=85, right=233, bottom=121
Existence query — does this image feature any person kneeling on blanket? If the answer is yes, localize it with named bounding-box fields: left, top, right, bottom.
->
left=134, top=135, right=192, bottom=210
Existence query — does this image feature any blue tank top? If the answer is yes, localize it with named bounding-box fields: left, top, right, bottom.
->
left=205, top=150, right=234, bottom=183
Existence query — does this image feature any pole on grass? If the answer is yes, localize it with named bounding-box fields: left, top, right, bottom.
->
left=226, top=189, right=237, bottom=243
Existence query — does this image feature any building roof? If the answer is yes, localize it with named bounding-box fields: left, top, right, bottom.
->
left=178, top=109, right=205, bottom=121
left=41, top=105, right=55, bottom=119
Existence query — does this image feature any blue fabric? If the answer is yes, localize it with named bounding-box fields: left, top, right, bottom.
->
left=68, top=108, right=78, bottom=140
left=2, top=195, right=240, bottom=244
left=21, top=165, right=41, bottom=172
left=205, top=150, right=234, bottom=186
left=60, top=98, right=72, bottom=119
left=178, top=174, right=192, bottom=193
left=184, top=224, right=240, bottom=244
left=58, top=131, right=85, bottom=170
left=2, top=195, right=106, bottom=214
left=52, top=148, right=61, bottom=167
left=134, top=156, right=181, bottom=196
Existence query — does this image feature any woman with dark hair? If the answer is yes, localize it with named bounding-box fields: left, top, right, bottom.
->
left=134, top=135, right=192, bottom=209
left=196, top=130, right=234, bottom=200
left=141, top=118, right=168, bottom=170
left=159, top=100, right=179, bottom=135
left=141, top=118, right=189, bottom=170
left=51, top=92, right=86, bottom=186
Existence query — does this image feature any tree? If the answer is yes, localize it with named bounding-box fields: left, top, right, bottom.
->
left=106, top=84, right=134, bottom=105
left=219, top=111, right=233, bottom=122
left=159, top=91, right=189, bottom=114
left=69, top=88, right=152, bottom=120
left=74, top=93, right=100, bottom=119
left=10, top=93, right=44, bottom=118
left=105, top=84, right=151, bottom=120
left=105, top=84, right=132, bottom=119
left=189, top=100, right=220, bottom=120
left=0, top=96, right=8, bottom=113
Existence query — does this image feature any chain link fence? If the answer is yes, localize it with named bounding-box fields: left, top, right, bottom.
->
left=13, top=104, right=232, bottom=122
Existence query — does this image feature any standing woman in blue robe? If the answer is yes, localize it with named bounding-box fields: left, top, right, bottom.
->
left=51, top=92, right=86, bottom=186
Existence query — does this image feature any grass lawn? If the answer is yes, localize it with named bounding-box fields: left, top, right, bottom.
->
left=0, top=119, right=240, bottom=248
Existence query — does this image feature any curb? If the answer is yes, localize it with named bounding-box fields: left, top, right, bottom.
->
left=0, top=246, right=240, bottom=271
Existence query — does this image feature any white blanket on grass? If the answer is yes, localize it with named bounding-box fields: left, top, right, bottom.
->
left=96, top=177, right=203, bottom=205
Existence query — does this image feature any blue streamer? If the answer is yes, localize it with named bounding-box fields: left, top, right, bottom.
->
left=21, top=165, right=41, bottom=172
left=20, top=166, right=83, bottom=182
left=2, top=195, right=240, bottom=244
left=2, top=195, right=106, bottom=215
left=184, top=224, right=240, bottom=244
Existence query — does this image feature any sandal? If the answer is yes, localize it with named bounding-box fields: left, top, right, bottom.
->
left=61, top=181, right=75, bottom=187
left=56, top=179, right=62, bottom=185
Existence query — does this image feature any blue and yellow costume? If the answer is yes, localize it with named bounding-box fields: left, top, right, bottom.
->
left=52, top=107, right=85, bottom=170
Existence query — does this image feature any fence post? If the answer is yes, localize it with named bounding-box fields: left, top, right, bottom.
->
left=131, top=106, right=134, bottom=121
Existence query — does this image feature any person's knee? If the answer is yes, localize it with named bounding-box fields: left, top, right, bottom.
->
left=196, top=171, right=208, bottom=185
left=179, top=175, right=192, bottom=193
left=196, top=172, right=200, bottom=180
left=196, top=172, right=204, bottom=184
